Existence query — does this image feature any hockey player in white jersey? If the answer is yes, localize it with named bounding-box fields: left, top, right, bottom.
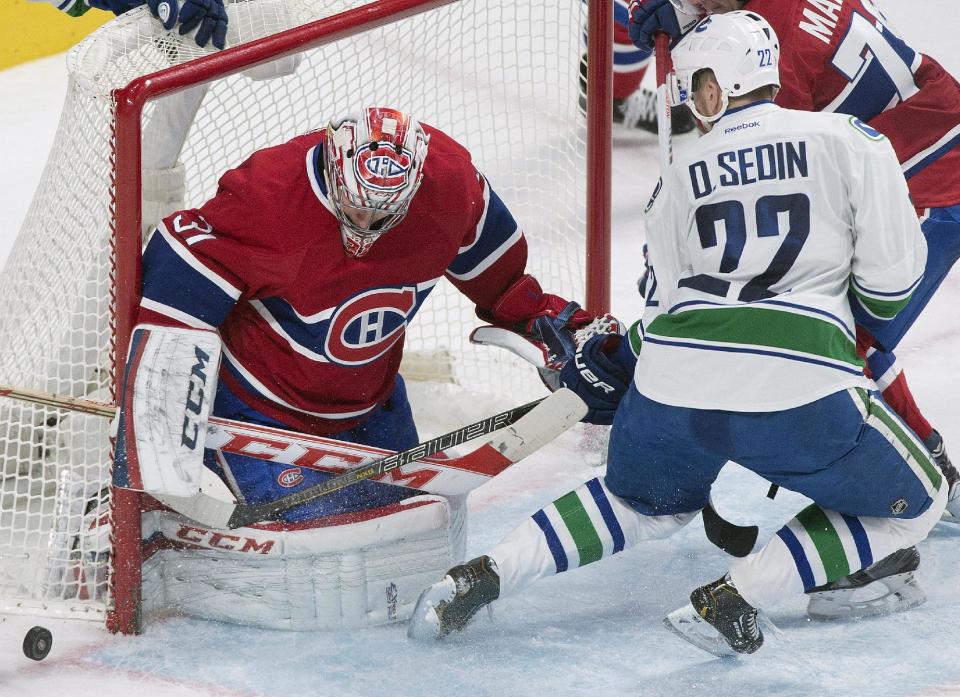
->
left=408, top=11, right=946, bottom=656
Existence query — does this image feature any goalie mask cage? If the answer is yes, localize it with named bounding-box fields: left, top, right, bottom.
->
left=0, top=0, right=612, bottom=633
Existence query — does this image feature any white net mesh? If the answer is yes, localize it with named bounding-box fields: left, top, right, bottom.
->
left=0, top=0, right=589, bottom=622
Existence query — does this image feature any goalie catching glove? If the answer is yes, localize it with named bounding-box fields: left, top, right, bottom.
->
left=472, top=274, right=622, bottom=390
left=559, top=332, right=638, bottom=425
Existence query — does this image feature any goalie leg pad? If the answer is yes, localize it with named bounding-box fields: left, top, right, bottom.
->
left=141, top=494, right=467, bottom=630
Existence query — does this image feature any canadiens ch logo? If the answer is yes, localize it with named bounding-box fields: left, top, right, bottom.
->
left=278, top=467, right=305, bottom=488
left=355, top=147, right=413, bottom=191
left=325, top=286, right=419, bottom=366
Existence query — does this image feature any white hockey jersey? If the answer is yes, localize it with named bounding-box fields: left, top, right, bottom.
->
left=637, top=101, right=925, bottom=412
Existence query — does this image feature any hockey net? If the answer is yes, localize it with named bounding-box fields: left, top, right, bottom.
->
left=0, top=0, right=610, bottom=632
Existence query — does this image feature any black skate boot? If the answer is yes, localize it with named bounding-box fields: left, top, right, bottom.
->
left=806, top=546, right=926, bottom=619
left=924, top=430, right=960, bottom=521
left=664, top=574, right=763, bottom=657
left=407, top=556, right=501, bottom=641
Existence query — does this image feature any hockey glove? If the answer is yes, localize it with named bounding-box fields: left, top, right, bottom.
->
left=559, top=333, right=637, bottom=425
left=627, top=0, right=701, bottom=49
left=478, top=274, right=621, bottom=390
left=147, top=0, right=228, bottom=49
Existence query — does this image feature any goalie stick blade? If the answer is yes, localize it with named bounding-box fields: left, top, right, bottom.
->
left=702, top=501, right=759, bottom=558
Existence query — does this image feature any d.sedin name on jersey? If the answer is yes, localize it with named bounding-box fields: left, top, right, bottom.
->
left=688, top=140, right=809, bottom=199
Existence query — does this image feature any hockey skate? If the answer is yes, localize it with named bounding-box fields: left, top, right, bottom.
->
left=924, top=430, right=960, bottom=522
left=806, top=546, right=926, bottom=620
left=407, top=556, right=500, bottom=641
left=663, top=575, right=763, bottom=657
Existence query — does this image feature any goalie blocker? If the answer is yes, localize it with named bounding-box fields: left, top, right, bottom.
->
left=112, top=325, right=469, bottom=629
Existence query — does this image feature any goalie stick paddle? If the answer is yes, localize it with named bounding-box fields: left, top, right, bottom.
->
left=224, top=392, right=577, bottom=528
left=654, top=32, right=674, bottom=175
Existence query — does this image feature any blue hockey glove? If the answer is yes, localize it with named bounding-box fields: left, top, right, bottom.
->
left=147, top=0, right=228, bottom=49
left=87, top=0, right=144, bottom=16
left=559, top=333, right=637, bottom=425
left=627, top=0, right=685, bottom=49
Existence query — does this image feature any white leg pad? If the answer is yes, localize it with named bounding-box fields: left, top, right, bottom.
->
left=141, top=494, right=467, bottom=630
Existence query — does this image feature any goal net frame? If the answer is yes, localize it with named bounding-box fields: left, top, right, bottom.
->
left=2, top=0, right=612, bottom=635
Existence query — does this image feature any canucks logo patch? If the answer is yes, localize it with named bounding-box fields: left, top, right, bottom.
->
left=848, top=116, right=885, bottom=141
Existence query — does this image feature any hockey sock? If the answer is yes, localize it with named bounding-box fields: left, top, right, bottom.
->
left=860, top=341, right=934, bottom=441
left=729, top=489, right=947, bottom=610
left=880, top=372, right=933, bottom=442
left=489, top=477, right=695, bottom=598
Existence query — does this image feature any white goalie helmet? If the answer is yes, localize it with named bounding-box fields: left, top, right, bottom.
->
left=669, top=11, right=781, bottom=125
left=323, top=106, right=430, bottom=257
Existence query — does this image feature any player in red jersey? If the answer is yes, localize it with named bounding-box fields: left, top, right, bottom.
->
left=135, top=106, right=605, bottom=522
left=628, top=0, right=960, bottom=509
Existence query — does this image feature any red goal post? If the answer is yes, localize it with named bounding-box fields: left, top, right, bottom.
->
left=1, top=0, right=612, bottom=634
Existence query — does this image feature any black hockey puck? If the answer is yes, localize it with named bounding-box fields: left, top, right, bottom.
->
left=23, top=626, right=53, bottom=661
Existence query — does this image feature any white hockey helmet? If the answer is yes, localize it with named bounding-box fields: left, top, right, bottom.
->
left=669, top=11, right=780, bottom=124
left=323, top=106, right=430, bottom=257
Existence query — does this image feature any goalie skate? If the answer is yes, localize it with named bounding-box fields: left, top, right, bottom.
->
left=664, top=575, right=763, bottom=658
left=407, top=556, right=500, bottom=641
left=806, top=547, right=926, bottom=620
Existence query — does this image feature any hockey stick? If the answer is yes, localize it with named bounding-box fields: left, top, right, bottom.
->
left=225, top=388, right=587, bottom=528
left=0, top=385, right=587, bottom=526
left=654, top=32, right=674, bottom=175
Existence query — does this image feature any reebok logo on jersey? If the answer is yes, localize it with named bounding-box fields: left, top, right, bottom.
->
left=723, top=121, right=760, bottom=135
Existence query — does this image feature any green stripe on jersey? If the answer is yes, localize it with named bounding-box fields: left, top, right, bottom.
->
left=851, top=287, right=912, bottom=320
left=553, top=490, right=604, bottom=566
left=627, top=320, right=643, bottom=356
left=65, top=0, right=92, bottom=16
left=796, top=505, right=850, bottom=581
left=646, top=306, right=862, bottom=367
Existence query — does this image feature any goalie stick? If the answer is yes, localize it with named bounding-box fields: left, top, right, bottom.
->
left=0, top=385, right=587, bottom=527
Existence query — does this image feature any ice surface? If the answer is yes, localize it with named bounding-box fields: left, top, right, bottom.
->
left=1, top=1, right=959, bottom=696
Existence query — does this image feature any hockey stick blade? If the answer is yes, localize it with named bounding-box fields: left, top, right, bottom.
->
left=702, top=500, right=759, bottom=558
left=225, top=389, right=587, bottom=529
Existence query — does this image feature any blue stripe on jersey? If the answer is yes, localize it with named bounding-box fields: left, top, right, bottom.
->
left=777, top=525, right=816, bottom=591
left=533, top=509, right=569, bottom=573
left=446, top=181, right=521, bottom=280
left=865, top=347, right=897, bottom=385
left=841, top=514, right=874, bottom=569
left=586, top=478, right=625, bottom=553
left=904, top=129, right=960, bottom=180
left=141, top=231, right=237, bottom=328
left=643, top=336, right=867, bottom=376
left=851, top=275, right=922, bottom=298
left=257, top=283, right=435, bottom=361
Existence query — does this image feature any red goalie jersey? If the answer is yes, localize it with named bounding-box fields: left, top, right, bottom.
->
left=746, top=0, right=960, bottom=209
left=136, top=125, right=529, bottom=435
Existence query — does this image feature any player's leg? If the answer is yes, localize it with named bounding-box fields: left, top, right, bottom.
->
left=666, top=388, right=947, bottom=656
left=408, top=386, right=718, bottom=640
left=209, top=376, right=422, bottom=522
left=578, top=0, right=694, bottom=133
left=860, top=341, right=959, bottom=519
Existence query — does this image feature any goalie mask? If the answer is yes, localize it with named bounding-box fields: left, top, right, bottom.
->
left=323, top=107, right=430, bottom=257
left=669, top=11, right=780, bottom=125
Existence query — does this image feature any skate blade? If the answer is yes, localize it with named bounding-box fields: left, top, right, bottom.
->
left=807, top=573, right=927, bottom=620
left=407, top=577, right=456, bottom=642
left=663, top=604, right=739, bottom=659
